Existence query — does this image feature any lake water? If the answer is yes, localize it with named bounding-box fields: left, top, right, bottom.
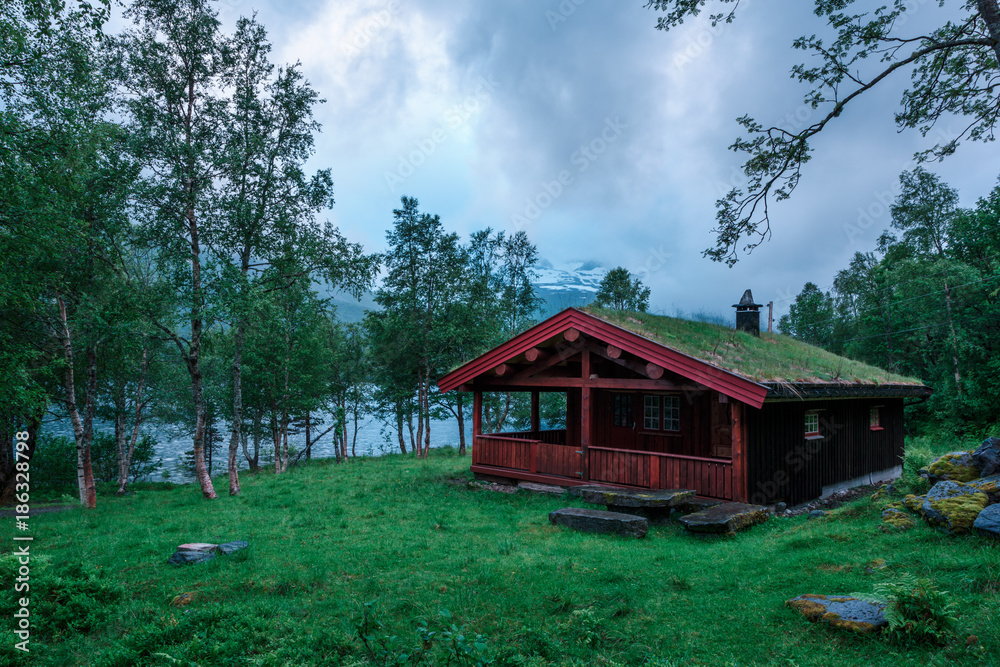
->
left=47, top=413, right=473, bottom=484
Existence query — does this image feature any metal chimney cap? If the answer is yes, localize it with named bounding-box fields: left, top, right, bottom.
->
left=732, top=289, right=762, bottom=310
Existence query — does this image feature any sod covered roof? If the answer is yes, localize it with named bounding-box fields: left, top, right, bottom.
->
left=583, top=307, right=926, bottom=388
left=437, top=307, right=930, bottom=407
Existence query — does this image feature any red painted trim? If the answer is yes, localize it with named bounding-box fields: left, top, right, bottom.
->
left=437, top=308, right=769, bottom=409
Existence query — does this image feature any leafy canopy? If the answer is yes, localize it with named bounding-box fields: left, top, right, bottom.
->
left=593, top=267, right=651, bottom=312
left=647, top=0, right=1000, bottom=265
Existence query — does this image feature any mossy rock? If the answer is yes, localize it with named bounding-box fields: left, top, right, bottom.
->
left=924, top=451, right=981, bottom=484
left=870, top=484, right=896, bottom=502
left=881, top=507, right=915, bottom=531
left=921, top=481, right=989, bottom=535
left=966, top=475, right=1000, bottom=502
left=786, top=594, right=887, bottom=634
left=903, top=494, right=925, bottom=513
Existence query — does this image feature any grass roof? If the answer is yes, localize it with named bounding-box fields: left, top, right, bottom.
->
left=583, top=307, right=925, bottom=386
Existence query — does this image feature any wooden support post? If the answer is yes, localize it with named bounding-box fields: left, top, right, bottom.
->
left=473, top=391, right=482, bottom=465
left=530, top=390, right=540, bottom=433
left=730, top=401, right=746, bottom=502
left=767, top=301, right=774, bottom=333
left=649, top=455, right=660, bottom=490
left=580, top=350, right=591, bottom=481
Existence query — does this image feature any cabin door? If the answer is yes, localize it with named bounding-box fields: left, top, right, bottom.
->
left=608, top=392, right=637, bottom=450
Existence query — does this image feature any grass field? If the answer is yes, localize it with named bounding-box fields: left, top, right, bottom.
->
left=2, top=438, right=998, bottom=666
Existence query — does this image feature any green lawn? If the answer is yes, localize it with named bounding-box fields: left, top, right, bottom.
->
left=3, top=444, right=998, bottom=666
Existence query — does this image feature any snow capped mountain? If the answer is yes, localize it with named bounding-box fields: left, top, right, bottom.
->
left=532, top=259, right=607, bottom=316
left=532, top=258, right=607, bottom=294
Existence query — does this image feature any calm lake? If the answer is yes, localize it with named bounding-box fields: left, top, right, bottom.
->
left=48, top=413, right=473, bottom=483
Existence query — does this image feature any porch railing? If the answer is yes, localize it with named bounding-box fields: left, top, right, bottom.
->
left=587, top=446, right=734, bottom=500
left=488, top=429, right=566, bottom=445
left=472, top=437, right=734, bottom=500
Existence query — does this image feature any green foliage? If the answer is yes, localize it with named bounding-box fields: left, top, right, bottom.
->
left=0, top=554, right=124, bottom=641
left=787, top=168, right=1000, bottom=435
left=874, top=576, right=959, bottom=646
left=31, top=432, right=161, bottom=493
left=593, top=267, right=651, bottom=312
left=778, top=282, right=834, bottom=347
left=647, top=0, right=1000, bottom=265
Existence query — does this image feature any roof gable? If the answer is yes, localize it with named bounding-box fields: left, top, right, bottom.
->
left=437, top=308, right=770, bottom=408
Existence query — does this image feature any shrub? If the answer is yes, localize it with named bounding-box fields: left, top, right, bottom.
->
left=874, top=575, right=958, bottom=646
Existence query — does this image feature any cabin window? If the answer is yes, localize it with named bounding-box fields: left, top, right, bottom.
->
left=642, top=395, right=680, bottom=432
left=643, top=395, right=660, bottom=430
left=804, top=412, right=820, bottom=437
left=663, top=396, right=680, bottom=431
left=870, top=407, right=883, bottom=430
left=612, top=394, right=634, bottom=427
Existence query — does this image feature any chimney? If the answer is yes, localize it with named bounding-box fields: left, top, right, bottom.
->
left=733, top=289, right=762, bottom=336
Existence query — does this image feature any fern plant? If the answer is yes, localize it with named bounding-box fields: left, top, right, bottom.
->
left=874, top=576, right=958, bottom=646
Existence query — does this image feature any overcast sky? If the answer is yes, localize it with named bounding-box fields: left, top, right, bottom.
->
left=123, top=0, right=1000, bottom=322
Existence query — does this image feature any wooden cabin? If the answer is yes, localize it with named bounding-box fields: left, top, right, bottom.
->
left=437, top=301, right=931, bottom=506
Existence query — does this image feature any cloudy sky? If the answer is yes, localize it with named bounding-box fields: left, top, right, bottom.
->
left=127, top=1, right=1000, bottom=321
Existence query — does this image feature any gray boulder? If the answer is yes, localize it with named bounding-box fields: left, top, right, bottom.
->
left=973, top=504, right=1000, bottom=541
left=218, top=541, right=249, bottom=555
left=921, top=481, right=989, bottom=535
left=920, top=451, right=981, bottom=484
left=973, top=437, right=1000, bottom=477
left=808, top=510, right=827, bottom=520
left=549, top=507, right=648, bottom=538
left=168, top=549, right=216, bottom=566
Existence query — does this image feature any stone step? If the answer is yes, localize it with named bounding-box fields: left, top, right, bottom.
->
left=678, top=502, right=770, bottom=534
left=549, top=507, right=648, bottom=538
left=518, top=482, right=566, bottom=495
left=569, top=485, right=695, bottom=508
left=673, top=497, right=724, bottom=516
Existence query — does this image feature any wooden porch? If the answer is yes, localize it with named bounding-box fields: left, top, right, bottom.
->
left=471, top=429, right=739, bottom=500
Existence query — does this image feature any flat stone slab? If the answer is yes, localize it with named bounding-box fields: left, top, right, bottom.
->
left=678, top=502, right=770, bottom=534
left=673, top=497, right=724, bottom=515
left=519, top=482, right=566, bottom=495
left=168, top=549, right=216, bottom=566
left=549, top=507, right=647, bottom=538
left=787, top=594, right=887, bottom=634
left=218, top=541, right=249, bottom=555
left=169, top=540, right=248, bottom=565
left=569, top=485, right=695, bottom=508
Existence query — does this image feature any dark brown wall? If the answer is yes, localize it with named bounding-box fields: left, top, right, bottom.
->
left=591, top=386, right=717, bottom=457
left=744, top=398, right=905, bottom=506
